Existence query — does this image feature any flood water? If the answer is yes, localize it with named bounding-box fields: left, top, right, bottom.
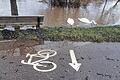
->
left=0, top=0, right=120, bottom=27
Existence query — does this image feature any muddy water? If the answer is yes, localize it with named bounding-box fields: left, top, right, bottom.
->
left=0, top=0, right=120, bottom=27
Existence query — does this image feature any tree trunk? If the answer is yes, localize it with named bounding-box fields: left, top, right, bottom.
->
left=10, top=0, right=19, bottom=38
left=10, top=0, right=20, bottom=30
left=113, top=0, right=120, bottom=7
left=10, top=0, right=18, bottom=15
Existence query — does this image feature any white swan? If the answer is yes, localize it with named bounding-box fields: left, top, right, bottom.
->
left=67, top=18, right=74, bottom=26
left=78, top=18, right=97, bottom=25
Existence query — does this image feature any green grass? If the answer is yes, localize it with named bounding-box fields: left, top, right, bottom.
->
left=43, top=26, right=120, bottom=42
left=1, top=26, right=120, bottom=42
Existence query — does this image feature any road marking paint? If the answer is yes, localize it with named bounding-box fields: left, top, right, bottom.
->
left=21, top=49, right=57, bottom=72
left=69, top=50, right=81, bottom=71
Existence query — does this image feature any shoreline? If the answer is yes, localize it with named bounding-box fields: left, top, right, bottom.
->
left=0, top=25, right=120, bottom=42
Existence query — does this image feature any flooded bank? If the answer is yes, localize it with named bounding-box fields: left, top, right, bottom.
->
left=0, top=0, right=120, bottom=27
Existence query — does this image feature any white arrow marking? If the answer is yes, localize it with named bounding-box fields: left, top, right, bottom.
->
left=69, top=50, right=81, bottom=71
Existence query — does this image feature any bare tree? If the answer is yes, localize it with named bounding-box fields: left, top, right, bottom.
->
left=113, top=0, right=120, bottom=7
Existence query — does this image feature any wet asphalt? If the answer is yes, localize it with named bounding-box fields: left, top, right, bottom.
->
left=0, top=41, right=120, bottom=80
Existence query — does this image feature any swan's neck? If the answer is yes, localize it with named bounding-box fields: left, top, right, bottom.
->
left=91, top=20, right=97, bottom=25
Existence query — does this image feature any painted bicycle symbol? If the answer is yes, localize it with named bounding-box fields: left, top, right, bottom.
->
left=21, top=49, right=57, bottom=72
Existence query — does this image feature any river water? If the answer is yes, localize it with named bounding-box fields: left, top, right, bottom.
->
left=0, top=0, right=120, bottom=27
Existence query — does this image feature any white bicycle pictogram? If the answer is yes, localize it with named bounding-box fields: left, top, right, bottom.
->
left=21, top=49, right=57, bottom=72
